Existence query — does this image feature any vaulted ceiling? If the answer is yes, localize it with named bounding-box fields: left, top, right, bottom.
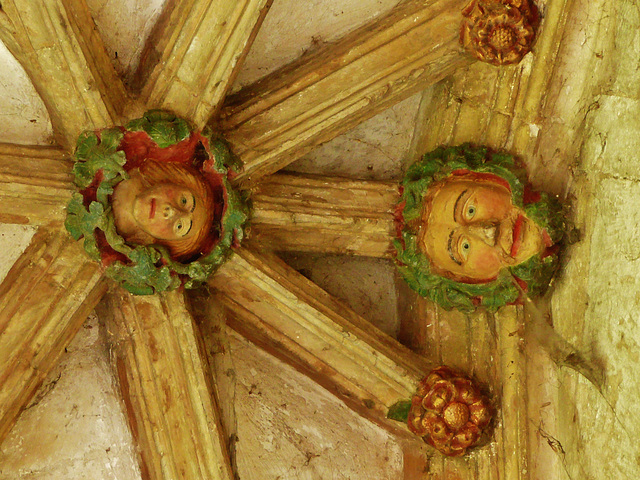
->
left=0, top=0, right=639, bottom=479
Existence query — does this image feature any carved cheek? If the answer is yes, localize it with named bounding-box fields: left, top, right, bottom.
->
left=150, top=219, right=177, bottom=238
left=135, top=205, right=179, bottom=239
left=466, top=244, right=504, bottom=278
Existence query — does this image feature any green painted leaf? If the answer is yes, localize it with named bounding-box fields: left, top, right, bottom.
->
left=72, top=128, right=126, bottom=189
left=82, top=235, right=101, bottom=261
left=125, top=110, right=191, bottom=148
left=100, top=127, right=125, bottom=151
left=208, top=135, right=242, bottom=172
left=387, top=400, right=412, bottom=422
left=75, top=131, right=99, bottom=161
left=64, top=194, right=89, bottom=240
left=105, top=247, right=179, bottom=295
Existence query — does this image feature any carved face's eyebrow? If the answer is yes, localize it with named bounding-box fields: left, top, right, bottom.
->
left=185, top=219, right=193, bottom=236
left=447, top=230, right=462, bottom=265
left=190, top=194, right=196, bottom=213
left=453, top=189, right=468, bottom=221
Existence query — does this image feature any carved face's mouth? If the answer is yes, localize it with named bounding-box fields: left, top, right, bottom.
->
left=510, top=214, right=524, bottom=257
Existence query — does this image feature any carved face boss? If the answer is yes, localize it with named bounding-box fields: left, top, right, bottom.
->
left=394, top=144, right=564, bottom=311
left=65, top=110, right=249, bottom=295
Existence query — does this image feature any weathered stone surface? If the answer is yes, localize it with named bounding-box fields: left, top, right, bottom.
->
left=0, top=315, right=141, bottom=480
left=0, top=0, right=128, bottom=148
left=549, top=1, right=640, bottom=479
left=230, top=333, right=404, bottom=479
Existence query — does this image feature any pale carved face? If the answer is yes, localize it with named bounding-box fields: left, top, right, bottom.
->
left=132, top=183, right=209, bottom=242
left=418, top=176, right=544, bottom=281
left=112, top=164, right=215, bottom=261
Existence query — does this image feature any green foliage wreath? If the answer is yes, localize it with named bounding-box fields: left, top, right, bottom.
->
left=394, top=144, right=564, bottom=312
left=65, top=110, right=250, bottom=295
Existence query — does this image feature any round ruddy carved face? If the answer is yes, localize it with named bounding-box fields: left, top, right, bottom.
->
left=132, top=183, right=209, bottom=242
left=418, top=176, right=544, bottom=281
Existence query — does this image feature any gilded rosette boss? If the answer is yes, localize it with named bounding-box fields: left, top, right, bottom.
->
left=408, top=366, right=492, bottom=456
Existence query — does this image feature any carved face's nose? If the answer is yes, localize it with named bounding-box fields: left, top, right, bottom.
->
left=162, top=204, right=174, bottom=219
left=468, top=223, right=497, bottom=246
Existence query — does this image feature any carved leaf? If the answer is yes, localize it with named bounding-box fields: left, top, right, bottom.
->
left=125, top=110, right=192, bottom=148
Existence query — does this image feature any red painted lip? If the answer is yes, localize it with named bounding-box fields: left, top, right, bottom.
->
left=510, top=214, right=524, bottom=257
left=149, top=198, right=156, bottom=219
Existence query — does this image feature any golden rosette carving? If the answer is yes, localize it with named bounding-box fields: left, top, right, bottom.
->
left=408, top=366, right=492, bottom=456
left=460, top=0, right=540, bottom=66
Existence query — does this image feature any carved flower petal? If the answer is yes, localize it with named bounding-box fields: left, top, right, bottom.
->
left=450, top=422, right=481, bottom=450
left=452, top=377, right=482, bottom=404
left=423, top=380, right=456, bottom=411
left=409, top=413, right=428, bottom=436
left=469, top=400, right=492, bottom=428
left=426, top=415, right=454, bottom=443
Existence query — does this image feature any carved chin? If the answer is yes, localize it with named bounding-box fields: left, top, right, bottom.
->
left=113, top=210, right=155, bottom=246
left=121, top=227, right=156, bottom=247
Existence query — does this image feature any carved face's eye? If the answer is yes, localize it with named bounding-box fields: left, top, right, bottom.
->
left=466, top=205, right=476, bottom=219
left=174, top=218, right=193, bottom=237
left=180, top=195, right=188, bottom=207
left=460, top=239, right=471, bottom=260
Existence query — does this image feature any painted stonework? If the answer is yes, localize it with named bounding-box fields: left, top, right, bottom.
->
left=395, top=144, right=564, bottom=311
left=65, top=110, right=249, bottom=294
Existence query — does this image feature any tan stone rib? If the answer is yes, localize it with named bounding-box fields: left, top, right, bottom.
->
left=101, top=290, right=234, bottom=480
left=0, top=0, right=127, bottom=149
left=397, top=1, right=584, bottom=475
left=0, top=228, right=107, bottom=444
left=414, top=0, right=578, bottom=195
left=138, top=0, right=272, bottom=128
left=0, top=144, right=74, bottom=225
left=495, top=306, right=529, bottom=480
left=220, top=0, right=472, bottom=188
left=249, top=173, right=398, bottom=257
left=210, top=247, right=431, bottom=436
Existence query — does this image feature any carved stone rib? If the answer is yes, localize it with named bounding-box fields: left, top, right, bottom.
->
left=249, top=173, right=398, bottom=257
left=0, top=0, right=128, bottom=149
left=0, top=144, right=74, bottom=225
left=220, top=0, right=473, bottom=188
left=100, top=290, right=234, bottom=480
left=398, top=3, right=583, bottom=464
left=0, top=228, right=107, bottom=444
left=495, top=306, right=529, bottom=480
left=209, top=247, right=431, bottom=436
left=403, top=1, right=581, bottom=468
left=138, top=0, right=272, bottom=128
left=414, top=0, right=576, bottom=194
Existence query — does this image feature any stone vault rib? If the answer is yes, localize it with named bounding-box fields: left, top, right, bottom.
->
left=0, top=144, right=73, bottom=226
left=0, top=0, right=127, bottom=149
left=209, top=246, right=431, bottom=437
left=137, top=0, right=273, bottom=128
left=414, top=0, right=577, bottom=194
left=0, top=228, right=107, bottom=444
left=221, top=0, right=473, bottom=188
left=249, top=173, right=398, bottom=258
left=99, top=290, right=234, bottom=480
